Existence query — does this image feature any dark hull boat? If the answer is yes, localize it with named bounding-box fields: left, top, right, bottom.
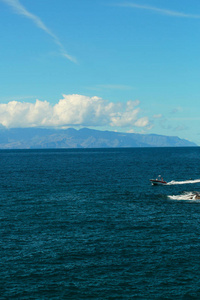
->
left=150, top=175, right=167, bottom=186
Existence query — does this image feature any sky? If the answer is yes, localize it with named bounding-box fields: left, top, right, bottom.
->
left=0, top=0, right=200, bottom=144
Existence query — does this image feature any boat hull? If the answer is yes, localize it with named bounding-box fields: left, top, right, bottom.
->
left=150, top=180, right=167, bottom=186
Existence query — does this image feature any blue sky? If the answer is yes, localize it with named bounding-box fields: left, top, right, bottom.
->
left=0, top=0, right=200, bottom=144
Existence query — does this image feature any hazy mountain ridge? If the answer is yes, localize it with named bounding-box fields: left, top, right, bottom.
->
left=0, top=127, right=196, bottom=149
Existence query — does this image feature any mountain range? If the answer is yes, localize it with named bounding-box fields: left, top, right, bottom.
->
left=0, top=127, right=196, bottom=149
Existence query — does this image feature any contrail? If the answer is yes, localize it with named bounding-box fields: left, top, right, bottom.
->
left=1, top=0, right=77, bottom=63
left=116, top=2, right=200, bottom=19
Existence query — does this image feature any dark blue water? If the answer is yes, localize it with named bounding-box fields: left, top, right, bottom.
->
left=1, top=147, right=200, bottom=299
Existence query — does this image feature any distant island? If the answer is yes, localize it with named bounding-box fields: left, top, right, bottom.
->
left=0, top=127, right=196, bottom=149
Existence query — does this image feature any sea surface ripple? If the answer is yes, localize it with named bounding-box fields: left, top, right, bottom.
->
left=1, top=148, right=200, bottom=299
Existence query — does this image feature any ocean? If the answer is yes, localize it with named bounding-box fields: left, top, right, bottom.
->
left=1, top=147, right=200, bottom=299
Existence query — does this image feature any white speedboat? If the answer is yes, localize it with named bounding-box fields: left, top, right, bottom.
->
left=150, top=175, right=167, bottom=186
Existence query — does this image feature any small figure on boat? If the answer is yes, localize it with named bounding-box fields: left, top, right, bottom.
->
left=150, top=175, right=167, bottom=186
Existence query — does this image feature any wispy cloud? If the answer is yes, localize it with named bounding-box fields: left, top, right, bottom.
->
left=153, top=114, right=162, bottom=119
left=1, top=0, right=76, bottom=63
left=97, top=84, right=133, bottom=90
left=86, top=84, right=134, bottom=91
left=0, top=95, right=36, bottom=102
left=170, top=107, right=183, bottom=114
left=116, top=2, right=200, bottom=19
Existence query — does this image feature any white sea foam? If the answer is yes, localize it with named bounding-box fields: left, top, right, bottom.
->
left=168, top=192, right=200, bottom=201
left=167, top=179, right=200, bottom=185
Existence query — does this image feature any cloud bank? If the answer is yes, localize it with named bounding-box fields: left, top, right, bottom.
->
left=0, top=94, right=149, bottom=130
left=1, top=0, right=76, bottom=62
left=117, top=2, right=200, bottom=18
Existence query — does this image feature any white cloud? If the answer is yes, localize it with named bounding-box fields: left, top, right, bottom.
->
left=1, top=0, right=76, bottom=63
left=0, top=94, right=149, bottom=130
left=116, top=2, right=200, bottom=18
left=134, top=117, right=149, bottom=127
left=0, top=100, right=52, bottom=128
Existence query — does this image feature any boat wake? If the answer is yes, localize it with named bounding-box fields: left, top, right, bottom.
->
left=168, top=191, right=200, bottom=201
left=167, top=179, right=200, bottom=185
